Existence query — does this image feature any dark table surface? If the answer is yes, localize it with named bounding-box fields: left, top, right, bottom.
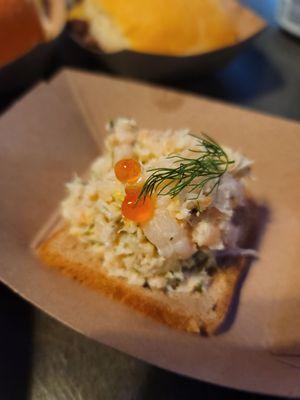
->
left=1, top=1, right=300, bottom=399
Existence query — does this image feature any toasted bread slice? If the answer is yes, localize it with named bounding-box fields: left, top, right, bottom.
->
left=37, top=226, right=245, bottom=334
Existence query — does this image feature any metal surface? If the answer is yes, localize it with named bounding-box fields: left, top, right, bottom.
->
left=0, top=1, right=299, bottom=399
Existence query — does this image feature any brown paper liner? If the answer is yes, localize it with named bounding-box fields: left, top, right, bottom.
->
left=1, top=71, right=300, bottom=397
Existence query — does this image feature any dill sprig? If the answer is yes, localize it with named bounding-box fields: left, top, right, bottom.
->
left=139, top=134, right=234, bottom=200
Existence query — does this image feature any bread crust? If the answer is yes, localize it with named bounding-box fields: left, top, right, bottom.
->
left=37, top=227, right=245, bottom=334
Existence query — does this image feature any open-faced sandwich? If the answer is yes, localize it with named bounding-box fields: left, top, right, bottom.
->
left=37, top=118, right=257, bottom=334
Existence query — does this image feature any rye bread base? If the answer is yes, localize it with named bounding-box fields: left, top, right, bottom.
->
left=37, top=227, right=245, bottom=334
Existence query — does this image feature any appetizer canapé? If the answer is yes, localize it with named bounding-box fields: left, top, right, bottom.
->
left=37, top=118, right=256, bottom=334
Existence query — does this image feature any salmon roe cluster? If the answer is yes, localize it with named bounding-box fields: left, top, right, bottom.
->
left=114, top=158, right=155, bottom=223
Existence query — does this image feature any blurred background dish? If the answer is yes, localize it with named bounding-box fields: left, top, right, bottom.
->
left=278, top=0, right=300, bottom=38
left=0, top=0, right=65, bottom=67
left=68, top=0, right=266, bottom=80
left=68, top=0, right=239, bottom=55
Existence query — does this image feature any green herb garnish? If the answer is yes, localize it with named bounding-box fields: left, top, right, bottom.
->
left=139, top=134, right=234, bottom=200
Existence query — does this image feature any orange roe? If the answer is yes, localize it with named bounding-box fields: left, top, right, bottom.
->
left=125, top=184, right=142, bottom=195
left=121, top=185, right=155, bottom=223
left=114, top=158, right=141, bottom=184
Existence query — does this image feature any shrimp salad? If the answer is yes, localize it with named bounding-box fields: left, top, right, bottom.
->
left=62, top=118, right=252, bottom=294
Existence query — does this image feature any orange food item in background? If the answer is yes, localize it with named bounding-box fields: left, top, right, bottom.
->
left=0, top=0, right=66, bottom=67
left=99, top=0, right=238, bottom=55
left=0, top=0, right=45, bottom=67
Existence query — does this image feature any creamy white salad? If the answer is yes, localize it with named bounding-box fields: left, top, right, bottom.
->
left=62, top=118, right=253, bottom=294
